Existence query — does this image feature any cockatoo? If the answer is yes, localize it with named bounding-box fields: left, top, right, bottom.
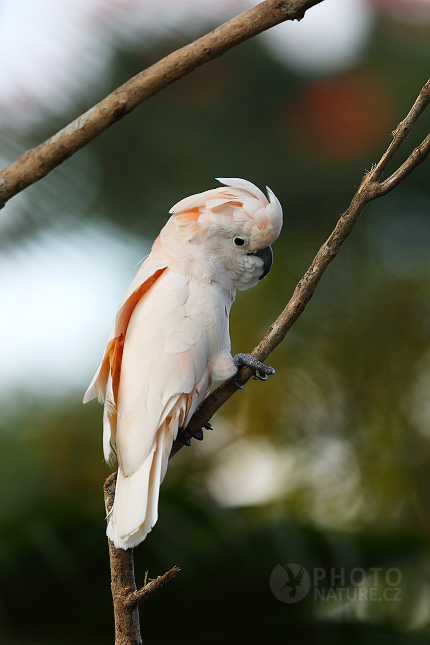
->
left=84, top=178, right=283, bottom=549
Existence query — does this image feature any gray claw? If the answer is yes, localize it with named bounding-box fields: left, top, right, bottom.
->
left=253, top=372, right=268, bottom=381
left=187, top=427, right=204, bottom=441
left=231, top=374, right=244, bottom=389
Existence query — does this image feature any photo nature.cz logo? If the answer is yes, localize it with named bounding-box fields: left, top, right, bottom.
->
left=270, top=564, right=311, bottom=604
left=270, top=564, right=402, bottom=604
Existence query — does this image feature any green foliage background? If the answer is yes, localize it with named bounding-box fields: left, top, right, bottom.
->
left=2, top=11, right=430, bottom=644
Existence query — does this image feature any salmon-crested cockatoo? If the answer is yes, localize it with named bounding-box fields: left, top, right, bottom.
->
left=84, top=178, right=283, bottom=549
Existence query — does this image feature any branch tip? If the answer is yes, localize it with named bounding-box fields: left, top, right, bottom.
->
left=126, top=566, right=181, bottom=610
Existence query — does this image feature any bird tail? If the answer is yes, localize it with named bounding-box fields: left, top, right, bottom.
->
left=107, top=420, right=174, bottom=549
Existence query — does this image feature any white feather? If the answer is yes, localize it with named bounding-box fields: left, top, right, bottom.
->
left=216, top=177, right=268, bottom=203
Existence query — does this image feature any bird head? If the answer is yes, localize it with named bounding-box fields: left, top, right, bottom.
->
left=163, top=178, right=283, bottom=291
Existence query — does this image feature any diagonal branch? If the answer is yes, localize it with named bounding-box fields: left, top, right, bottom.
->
left=170, top=76, right=430, bottom=458
left=0, top=0, right=324, bottom=211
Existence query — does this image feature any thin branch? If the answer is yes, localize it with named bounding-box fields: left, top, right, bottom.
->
left=170, top=76, right=430, bottom=458
left=0, top=0, right=324, bottom=211
left=103, top=474, right=179, bottom=645
left=370, top=78, right=430, bottom=182
left=126, top=567, right=180, bottom=611
left=379, top=133, right=430, bottom=195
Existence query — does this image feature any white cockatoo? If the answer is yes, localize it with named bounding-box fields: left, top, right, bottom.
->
left=84, top=178, right=283, bottom=549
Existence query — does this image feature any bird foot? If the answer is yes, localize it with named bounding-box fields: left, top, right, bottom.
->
left=176, top=412, right=214, bottom=446
left=231, top=353, right=275, bottom=388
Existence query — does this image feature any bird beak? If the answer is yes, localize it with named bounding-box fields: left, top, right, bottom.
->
left=248, top=245, right=273, bottom=280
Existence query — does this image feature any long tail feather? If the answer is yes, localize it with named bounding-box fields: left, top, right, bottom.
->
left=106, top=419, right=175, bottom=549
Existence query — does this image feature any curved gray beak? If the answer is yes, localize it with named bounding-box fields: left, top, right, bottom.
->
left=248, top=245, right=273, bottom=280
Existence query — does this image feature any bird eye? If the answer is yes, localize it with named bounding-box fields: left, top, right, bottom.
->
left=233, top=236, right=246, bottom=247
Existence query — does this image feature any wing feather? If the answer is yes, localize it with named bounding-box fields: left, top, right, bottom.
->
left=83, top=238, right=169, bottom=462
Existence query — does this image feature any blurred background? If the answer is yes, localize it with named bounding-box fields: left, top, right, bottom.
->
left=1, top=0, right=430, bottom=642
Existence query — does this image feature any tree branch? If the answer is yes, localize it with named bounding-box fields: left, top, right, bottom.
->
left=170, top=76, right=430, bottom=458
left=103, top=473, right=179, bottom=645
left=0, top=0, right=324, bottom=211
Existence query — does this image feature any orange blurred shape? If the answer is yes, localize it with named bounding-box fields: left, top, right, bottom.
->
left=286, top=76, right=393, bottom=162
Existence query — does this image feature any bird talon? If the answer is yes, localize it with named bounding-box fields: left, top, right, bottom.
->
left=187, top=427, right=204, bottom=441
left=176, top=430, right=192, bottom=446
left=253, top=371, right=268, bottom=381
left=203, top=421, right=213, bottom=431
left=231, top=374, right=243, bottom=389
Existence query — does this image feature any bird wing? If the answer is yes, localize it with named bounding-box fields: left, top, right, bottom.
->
left=83, top=236, right=167, bottom=404
left=83, top=236, right=169, bottom=461
left=115, top=268, right=229, bottom=477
